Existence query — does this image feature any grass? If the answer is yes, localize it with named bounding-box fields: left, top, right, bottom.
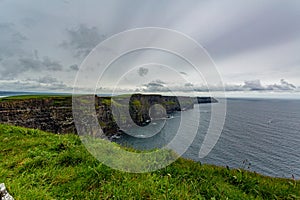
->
left=0, top=95, right=71, bottom=101
left=0, top=124, right=299, bottom=199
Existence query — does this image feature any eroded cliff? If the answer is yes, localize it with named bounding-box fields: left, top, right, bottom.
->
left=0, top=94, right=217, bottom=136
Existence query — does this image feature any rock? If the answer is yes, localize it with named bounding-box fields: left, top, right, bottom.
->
left=0, top=183, right=14, bottom=200
left=196, top=97, right=218, bottom=104
left=0, top=94, right=216, bottom=136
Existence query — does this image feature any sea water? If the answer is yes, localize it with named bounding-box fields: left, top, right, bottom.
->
left=116, top=98, right=300, bottom=179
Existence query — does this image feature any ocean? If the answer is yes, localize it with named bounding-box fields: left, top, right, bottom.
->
left=116, top=98, right=300, bottom=179
left=0, top=91, right=31, bottom=98
left=1, top=91, right=299, bottom=179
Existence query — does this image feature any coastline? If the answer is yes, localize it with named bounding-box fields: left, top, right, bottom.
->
left=1, top=94, right=300, bottom=180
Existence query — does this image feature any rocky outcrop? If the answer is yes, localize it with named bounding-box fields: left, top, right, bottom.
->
left=196, top=97, right=218, bottom=104
left=0, top=94, right=217, bottom=136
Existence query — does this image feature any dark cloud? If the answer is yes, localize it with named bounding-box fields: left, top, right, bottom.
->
left=18, top=57, right=41, bottom=70
left=142, top=80, right=167, bottom=92
left=41, top=57, right=63, bottom=71
left=61, top=24, right=105, bottom=57
left=69, top=64, right=79, bottom=71
left=180, top=72, right=187, bottom=75
left=138, top=67, right=148, bottom=77
left=0, top=24, right=62, bottom=78
left=145, top=82, right=164, bottom=88
left=154, top=79, right=166, bottom=84
left=0, top=56, right=63, bottom=79
left=18, top=56, right=63, bottom=71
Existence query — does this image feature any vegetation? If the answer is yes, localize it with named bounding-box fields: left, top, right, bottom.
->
left=131, top=99, right=142, bottom=109
left=0, top=95, right=71, bottom=102
left=100, top=98, right=112, bottom=106
left=0, top=124, right=299, bottom=199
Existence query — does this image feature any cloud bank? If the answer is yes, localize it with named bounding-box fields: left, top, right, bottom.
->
left=137, top=79, right=298, bottom=93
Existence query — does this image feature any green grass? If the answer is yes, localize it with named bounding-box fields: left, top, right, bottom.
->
left=0, top=124, right=299, bottom=199
left=0, top=95, right=72, bottom=102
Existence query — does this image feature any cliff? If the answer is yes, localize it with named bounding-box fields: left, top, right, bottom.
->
left=0, top=94, right=217, bottom=136
left=196, top=96, right=218, bottom=104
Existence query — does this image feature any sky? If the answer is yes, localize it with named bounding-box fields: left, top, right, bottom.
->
left=0, top=0, right=300, bottom=97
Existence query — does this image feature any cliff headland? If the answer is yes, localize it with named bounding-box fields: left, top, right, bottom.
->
left=0, top=94, right=217, bottom=136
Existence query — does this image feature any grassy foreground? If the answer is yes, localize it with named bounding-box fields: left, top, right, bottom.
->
left=0, top=124, right=299, bottom=199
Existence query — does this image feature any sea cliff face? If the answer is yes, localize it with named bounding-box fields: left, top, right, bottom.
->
left=0, top=97, right=75, bottom=134
left=0, top=94, right=217, bottom=136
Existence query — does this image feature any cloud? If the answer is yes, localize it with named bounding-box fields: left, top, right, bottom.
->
left=142, top=79, right=168, bottom=92
left=0, top=23, right=26, bottom=58
left=0, top=55, right=63, bottom=79
left=0, top=58, right=27, bottom=79
left=226, top=79, right=297, bottom=92
left=243, top=80, right=265, bottom=91
left=140, top=80, right=204, bottom=93
left=137, top=67, right=148, bottom=77
left=144, top=82, right=164, bottom=88
left=153, top=79, right=166, bottom=84
left=69, top=64, right=79, bottom=71
left=180, top=72, right=187, bottom=75
left=0, top=1, right=299, bottom=93
left=195, top=1, right=300, bottom=60
left=138, top=79, right=297, bottom=93
left=0, top=76, right=71, bottom=91
left=267, top=79, right=296, bottom=91
left=40, top=57, right=63, bottom=71
left=61, top=24, right=105, bottom=57
left=33, top=49, right=39, bottom=60
left=36, top=76, right=59, bottom=84
left=0, top=26, right=63, bottom=78
left=184, top=82, right=193, bottom=87
left=20, top=17, right=38, bottom=28
left=18, top=56, right=63, bottom=71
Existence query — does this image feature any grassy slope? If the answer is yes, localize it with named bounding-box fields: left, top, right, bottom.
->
left=0, top=124, right=299, bottom=200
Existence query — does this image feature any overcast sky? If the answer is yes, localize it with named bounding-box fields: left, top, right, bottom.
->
left=0, top=0, right=300, bottom=97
